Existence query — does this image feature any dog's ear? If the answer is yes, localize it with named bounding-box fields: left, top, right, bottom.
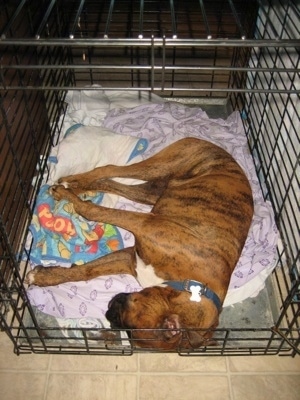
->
left=186, top=330, right=205, bottom=348
left=186, top=317, right=219, bottom=348
left=186, top=330, right=217, bottom=348
left=160, top=313, right=219, bottom=347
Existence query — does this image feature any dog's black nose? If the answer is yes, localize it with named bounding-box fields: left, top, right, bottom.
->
left=105, top=292, right=130, bottom=327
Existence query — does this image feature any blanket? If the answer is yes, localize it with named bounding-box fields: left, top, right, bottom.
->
left=29, top=184, right=123, bottom=265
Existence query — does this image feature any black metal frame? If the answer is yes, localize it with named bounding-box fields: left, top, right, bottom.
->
left=0, top=0, right=299, bottom=356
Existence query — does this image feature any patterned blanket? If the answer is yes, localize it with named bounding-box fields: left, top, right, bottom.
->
left=29, top=184, right=123, bottom=266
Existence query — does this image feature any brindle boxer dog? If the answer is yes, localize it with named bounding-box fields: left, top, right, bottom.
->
left=26, top=138, right=253, bottom=349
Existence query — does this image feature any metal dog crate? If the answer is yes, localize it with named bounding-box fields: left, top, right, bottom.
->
left=0, top=0, right=299, bottom=356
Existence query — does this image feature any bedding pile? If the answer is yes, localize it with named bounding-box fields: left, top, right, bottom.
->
left=26, top=88, right=278, bottom=332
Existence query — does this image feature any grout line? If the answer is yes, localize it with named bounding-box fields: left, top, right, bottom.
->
left=137, top=372, right=231, bottom=376
left=1, top=368, right=299, bottom=376
left=43, top=354, right=52, bottom=400
left=226, top=357, right=234, bottom=400
left=137, top=353, right=140, bottom=400
left=227, top=371, right=300, bottom=376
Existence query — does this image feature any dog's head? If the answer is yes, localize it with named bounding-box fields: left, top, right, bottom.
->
left=105, top=286, right=220, bottom=349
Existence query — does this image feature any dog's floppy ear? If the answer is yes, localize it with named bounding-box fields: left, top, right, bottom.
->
left=161, top=313, right=218, bottom=347
left=186, top=330, right=217, bottom=348
left=186, top=317, right=219, bottom=348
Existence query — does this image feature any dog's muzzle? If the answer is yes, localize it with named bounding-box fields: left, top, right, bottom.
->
left=105, top=292, right=130, bottom=328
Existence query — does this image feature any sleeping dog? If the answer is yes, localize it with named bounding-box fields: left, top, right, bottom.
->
left=26, top=138, right=253, bottom=349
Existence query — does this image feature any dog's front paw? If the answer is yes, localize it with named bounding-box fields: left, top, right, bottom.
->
left=25, top=265, right=68, bottom=287
left=50, top=184, right=73, bottom=201
left=25, top=266, right=43, bottom=286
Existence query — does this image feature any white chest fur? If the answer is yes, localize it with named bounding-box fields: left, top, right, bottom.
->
left=135, top=254, right=165, bottom=288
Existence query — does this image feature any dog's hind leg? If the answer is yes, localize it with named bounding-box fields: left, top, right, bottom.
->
left=58, top=138, right=202, bottom=190
left=26, top=247, right=136, bottom=287
left=78, top=178, right=167, bottom=205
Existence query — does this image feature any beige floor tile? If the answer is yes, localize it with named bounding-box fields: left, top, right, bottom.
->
left=50, top=353, right=138, bottom=372
left=231, top=375, right=300, bottom=400
left=228, top=355, right=300, bottom=373
left=139, top=375, right=230, bottom=400
left=46, top=373, right=137, bottom=400
left=0, top=372, right=47, bottom=400
left=139, top=353, right=227, bottom=372
left=0, top=333, right=51, bottom=371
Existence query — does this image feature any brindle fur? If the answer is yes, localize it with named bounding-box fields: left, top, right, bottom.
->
left=26, top=138, right=253, bottom=349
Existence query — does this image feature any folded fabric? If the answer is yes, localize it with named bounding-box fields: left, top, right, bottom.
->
left=49, top=124, right=148, bottom=184
left=62, top=86, right=164, bottom=128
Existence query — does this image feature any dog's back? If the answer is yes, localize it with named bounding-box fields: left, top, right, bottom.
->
left=135, top=138, right=253, bottom=301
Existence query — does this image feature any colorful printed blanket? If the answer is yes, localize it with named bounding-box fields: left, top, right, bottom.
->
left=29, top=184, right=124, bottom=266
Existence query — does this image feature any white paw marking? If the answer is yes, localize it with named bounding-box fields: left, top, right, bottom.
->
left=26, top=270, right=36, bottom=285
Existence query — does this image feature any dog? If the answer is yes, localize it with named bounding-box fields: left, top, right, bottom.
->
left=26, top=138, right=253, bottom=349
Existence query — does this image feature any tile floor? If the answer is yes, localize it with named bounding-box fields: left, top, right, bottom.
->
left=0, top=332, right=299, bottom=400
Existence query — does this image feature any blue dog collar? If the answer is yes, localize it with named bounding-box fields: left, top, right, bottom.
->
left=163, top=280, right=222, bottom=312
